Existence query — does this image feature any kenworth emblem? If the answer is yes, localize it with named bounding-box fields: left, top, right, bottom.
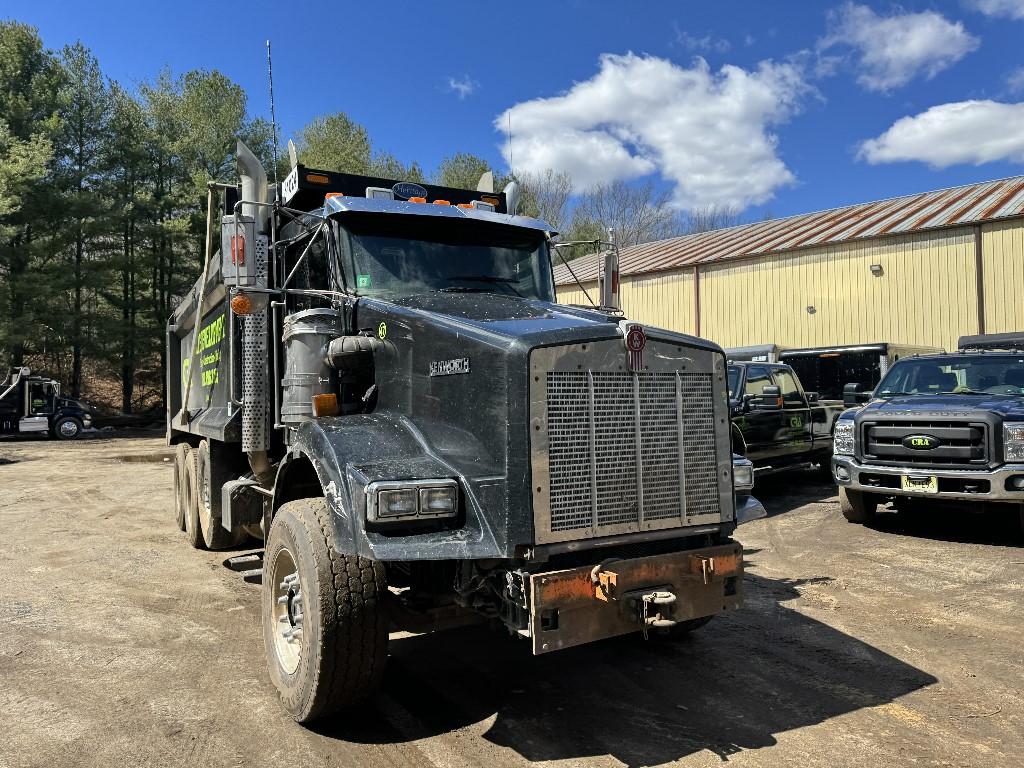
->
left=624, top=324, right=647, bottom=372
left=392, top=182, right=428, bottom=200
left=429, top=357, right=470, bottom=377
left=902, top=434, right=941, bottom=450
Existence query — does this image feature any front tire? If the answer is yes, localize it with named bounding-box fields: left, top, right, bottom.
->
left=53, top=416, right=82, bottom=440
left=840, top=487, right=878, bottom=523
left=263, top=498, right=388, bottom=723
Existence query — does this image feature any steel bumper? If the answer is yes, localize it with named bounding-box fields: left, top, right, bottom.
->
left=832, top=456, right=1024, bottom=503
left=526, top=542, right=743, bottom=654
left=736, top=495, right=767, bottom=525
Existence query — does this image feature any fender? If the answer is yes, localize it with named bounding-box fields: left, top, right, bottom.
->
left=285, top=412, right=515, bottom=561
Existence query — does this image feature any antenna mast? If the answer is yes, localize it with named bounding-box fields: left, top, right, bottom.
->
left=266, top=39, right=281, bottom=197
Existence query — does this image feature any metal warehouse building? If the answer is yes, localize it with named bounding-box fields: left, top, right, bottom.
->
left=553, top=176, right=1024, bottom=352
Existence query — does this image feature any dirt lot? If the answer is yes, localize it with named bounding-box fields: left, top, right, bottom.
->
left=1, top=435, right=1022, bottom=768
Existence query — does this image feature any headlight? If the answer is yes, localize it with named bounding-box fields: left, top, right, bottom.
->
left=1003, top=423, right=1024, bottom=462
left=366, top=480, right=458, bottom=522
left=732, top=456, right=754, bottom=493
left=834, top=420, right=855, bottom=456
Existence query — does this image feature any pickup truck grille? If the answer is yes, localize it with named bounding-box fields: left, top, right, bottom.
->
left=545, top=370, right=721, bottom=534
left=862, top=421, right=988, bottom=468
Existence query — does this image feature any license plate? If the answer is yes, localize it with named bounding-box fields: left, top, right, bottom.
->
left=901, top=475, right=938, bottom=493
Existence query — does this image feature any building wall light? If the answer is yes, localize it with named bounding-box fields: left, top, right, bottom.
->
left=870, top=263, right=884, bottom=276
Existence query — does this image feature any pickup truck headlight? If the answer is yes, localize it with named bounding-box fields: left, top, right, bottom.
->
left=1003, top=423, right=1024, bottom=462
left=732, top=456, right=754, bottom=494
left=366, top=480, right=458, bottom=522
left=833, top=420, right=855, bottom=456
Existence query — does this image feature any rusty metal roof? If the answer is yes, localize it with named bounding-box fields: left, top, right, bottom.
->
left=553, top=175, right=1024, bottom=285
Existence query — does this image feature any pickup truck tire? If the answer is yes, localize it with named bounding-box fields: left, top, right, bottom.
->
left=196, top=440, right=246, bottom=550
left=840, top=487, right=877, bottom=523
left=263, top=497, right=388, bottom=723
left=173, top=444, right=189, bottom=532
left=183, top=447, right=206, bottom=549
left=52, top=416, right=82, bottom=440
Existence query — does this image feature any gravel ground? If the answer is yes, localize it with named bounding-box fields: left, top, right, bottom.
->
left=1, top=435, right=1021, bottom=768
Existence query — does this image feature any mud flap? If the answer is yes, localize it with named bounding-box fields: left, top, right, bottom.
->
left=527, top=542, right=743, bottom=654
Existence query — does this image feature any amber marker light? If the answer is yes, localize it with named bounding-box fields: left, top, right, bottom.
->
left=306, top=173, right=330, bottom=184
left=230, top=291, right=254, bottom=316
left=433, top=200, right=451, bottom=206
left=325, top=192, right=345, bottom=199
left=408, top=196, right=427, bottom=203
left=311, top=393, right=340, bottom=417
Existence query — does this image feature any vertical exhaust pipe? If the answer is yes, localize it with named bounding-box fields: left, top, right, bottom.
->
left=236, top=140, right=269, bottom=234
left=600, top=228, right=620, bottom=310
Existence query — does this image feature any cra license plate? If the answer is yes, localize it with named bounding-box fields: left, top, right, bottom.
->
left=901, top=475, right=938, bottom=493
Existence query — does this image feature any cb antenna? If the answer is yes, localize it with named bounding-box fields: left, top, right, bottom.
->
left=266, top=39, right=280, bottom=198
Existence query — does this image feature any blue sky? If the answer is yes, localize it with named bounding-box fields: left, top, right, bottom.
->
left=11, top=0, right=1024, bottom=219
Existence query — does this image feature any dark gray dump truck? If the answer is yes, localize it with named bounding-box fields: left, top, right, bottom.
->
left=167, top=142, right=765, bottom=723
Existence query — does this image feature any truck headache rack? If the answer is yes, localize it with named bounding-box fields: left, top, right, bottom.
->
left=958, top=332, right=1024, bottom=351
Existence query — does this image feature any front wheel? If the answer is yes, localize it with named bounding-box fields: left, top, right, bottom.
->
left=263, top=498, right=388, bottom=723
left=53, top=416, right=82, bottom=440
left=840, top=487, right=878, bottom=524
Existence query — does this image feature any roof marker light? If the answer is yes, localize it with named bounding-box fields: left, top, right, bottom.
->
left=433, top=200, right=451, bottom=206
left=408, top=196, right=427, bottom=203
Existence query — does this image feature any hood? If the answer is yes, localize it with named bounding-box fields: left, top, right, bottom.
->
left=384, top=292, right=622, bottom=345
left=865, top=393, right=1024, bottom=419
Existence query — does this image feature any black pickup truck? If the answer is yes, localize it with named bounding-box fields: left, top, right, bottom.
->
left=727, top=361, right=842, bottom=477
left=832, top=332, right=1024, bottom=533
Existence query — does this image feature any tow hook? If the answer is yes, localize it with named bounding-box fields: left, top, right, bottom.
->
left=633, top=588, right=677, bottom=639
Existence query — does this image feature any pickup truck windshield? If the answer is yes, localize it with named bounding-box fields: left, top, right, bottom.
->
left=876, top=354, right=1024, bottom=397
left=335, top=215, right=554, bottom=301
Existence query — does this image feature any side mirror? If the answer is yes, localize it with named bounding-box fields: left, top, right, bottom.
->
left=741, top=393, right=756, bottom=412
left=757, top=385, right=783, bottom=410
left=806, top=391, right=819, bottom=403
left=843, top=382, right=869, bottom=408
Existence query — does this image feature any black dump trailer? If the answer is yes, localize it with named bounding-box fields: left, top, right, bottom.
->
left=780, top=342, right=942, bottom=403
left=167, top=142, right=764, bottom=723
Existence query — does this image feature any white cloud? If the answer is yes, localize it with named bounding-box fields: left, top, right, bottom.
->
left=969, top=0, right=1024, bottom=19
left=1008, top=67, right=1024, bottom=93
left=674, top=24, right=731, bottom=53
left=820, top=3, right=979, bottom=92
left=446, top=75, right=477, bottom=99
left=859, top=100, right=1024, bottom=167
left=495, top=53, right=808, bottom=209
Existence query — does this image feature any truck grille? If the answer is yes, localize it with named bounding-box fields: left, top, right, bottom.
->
left=546, top=371, right=720, bottom=533
left=862, top=421, right=988, bottom=468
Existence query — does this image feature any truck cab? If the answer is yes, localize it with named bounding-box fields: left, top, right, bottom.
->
left=0, top=367, right=92, bottom=439
left=832, top=332, right=1024, bottom=531
left=727, top=360, right=840, bottom=476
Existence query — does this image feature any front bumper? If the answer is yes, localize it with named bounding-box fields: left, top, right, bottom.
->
left=736, top=495, right=767, bottom=525
left=525, top=542, right=743, bottom=654
left=832, top=455, right=1024, bottom=503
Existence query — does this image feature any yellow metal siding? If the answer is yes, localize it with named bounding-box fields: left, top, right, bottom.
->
left=558, top=226, right=1002, bottom=351
left=981, top=220, right=1024, bottom=334
left=700, top=229, right=977, bottom=351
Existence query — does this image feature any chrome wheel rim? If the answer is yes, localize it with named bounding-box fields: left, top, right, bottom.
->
left=270, top=547, right=303, bottom=675
left=59, top=421, right=78, bottom=438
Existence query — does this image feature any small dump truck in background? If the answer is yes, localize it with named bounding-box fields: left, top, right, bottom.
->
left=0, top=367, right=93, bottom=439
left=167, top=141, right=765, bottom=723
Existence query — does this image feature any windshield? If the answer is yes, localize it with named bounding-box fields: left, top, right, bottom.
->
left=335, top=215, right=554, bottom=301
left=876, top=354, right=1024, bottom=397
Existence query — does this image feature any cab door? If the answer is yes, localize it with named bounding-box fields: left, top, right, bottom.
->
left=739, top=365, right=788, bottom=462
left=771, top=367, right=813, bottom=456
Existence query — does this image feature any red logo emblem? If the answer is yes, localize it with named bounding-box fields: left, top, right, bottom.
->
left=625, top=325, right=646, bottom=371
